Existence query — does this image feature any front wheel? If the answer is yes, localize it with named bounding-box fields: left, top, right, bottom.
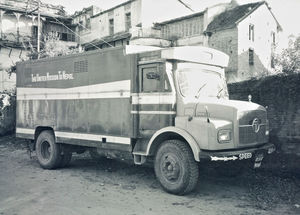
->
left=154, top=140, right=199, bottom=195
left=36, top=130, right=62, bottom=169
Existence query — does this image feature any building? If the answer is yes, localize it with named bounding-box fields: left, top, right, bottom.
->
left=157, top=1, right=281, bottom=83
left=1, top=0, right=281, bottom=87
left=72, top=0, right=193, bottom=50
left=205, top=1, right=281, bottom=82
left=0, top=0, right=76, bottom=91
left=72, top=5, right=102, bottom=46
left=73, top=0, right=281, bottom=83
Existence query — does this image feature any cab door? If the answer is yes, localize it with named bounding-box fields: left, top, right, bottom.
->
left=132, top=62, right=175, bottom=138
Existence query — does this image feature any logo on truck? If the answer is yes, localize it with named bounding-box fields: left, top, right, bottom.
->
left=252, top=118, right=260, bottom=133
left=31, top=71, right=74, bottom=83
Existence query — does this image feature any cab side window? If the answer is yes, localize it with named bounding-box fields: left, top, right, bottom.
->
left=141, top=66, right=161, bottom=92
left=140, top=63, right=171, bottom=93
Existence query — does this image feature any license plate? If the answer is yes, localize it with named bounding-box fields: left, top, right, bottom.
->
left=255, top=153, right=264, bottom=162
left=238, top=152, right=252, bottom=160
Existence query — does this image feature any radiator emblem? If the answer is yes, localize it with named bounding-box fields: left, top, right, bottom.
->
left=252, top=118, right=260, bottom=133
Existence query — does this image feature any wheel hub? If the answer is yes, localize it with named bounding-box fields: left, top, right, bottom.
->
left=161, top=155, right=180, bottom=181
left=41, top=141, right=51, bottom=160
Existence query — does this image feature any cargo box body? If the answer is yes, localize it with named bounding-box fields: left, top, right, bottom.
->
left=16, top=47, right=136, bottom=150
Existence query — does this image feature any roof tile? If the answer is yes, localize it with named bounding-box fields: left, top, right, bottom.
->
left=206, top=1, right=264, bottom=32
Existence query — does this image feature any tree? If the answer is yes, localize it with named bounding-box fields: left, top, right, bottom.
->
left=275, top=35, right=300, bottom=74
left=29, top=39, right=79, bottom=59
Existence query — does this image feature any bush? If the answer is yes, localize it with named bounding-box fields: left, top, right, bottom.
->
left=0, top=90, right=16, bottom=135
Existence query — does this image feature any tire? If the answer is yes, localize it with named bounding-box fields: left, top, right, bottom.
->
left=58, top=152, right=72, bottom=168
left=89, top=148, right=103, bottom=160
left=154, top=140, right=199, bottom=195
left=36, top=130, right=62, bottom=169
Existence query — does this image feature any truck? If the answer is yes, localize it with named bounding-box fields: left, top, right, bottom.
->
left=16, top=45, right=275, bottom=195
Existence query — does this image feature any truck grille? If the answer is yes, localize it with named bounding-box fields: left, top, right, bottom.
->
left=239, top=110, right=268, bottom=145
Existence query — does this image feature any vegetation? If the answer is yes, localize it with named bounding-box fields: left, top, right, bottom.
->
left=29, top=39, right=80, bottom=59
left=6, top=39, right=81, bottom=76
left=275, top=35, right=300, bottom=74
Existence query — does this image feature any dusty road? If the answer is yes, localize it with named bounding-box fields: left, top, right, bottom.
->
left=0, top=135, right=299, bottom=215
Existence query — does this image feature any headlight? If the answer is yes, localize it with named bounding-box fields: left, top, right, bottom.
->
left=265, top=120, right=269, bottom=136
left=218, top=129, right=231, bottom=143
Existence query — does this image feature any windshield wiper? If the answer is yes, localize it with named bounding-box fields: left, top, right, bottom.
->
left=217, top=88, right=223, bottom=99
left=195, top=83, right=207, bottom=99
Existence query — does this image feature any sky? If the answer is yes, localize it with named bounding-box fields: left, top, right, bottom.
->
left=41, top=0, right=300, bottom=49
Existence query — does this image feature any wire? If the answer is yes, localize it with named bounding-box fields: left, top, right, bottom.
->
left=51, top=16, right=103, bottom=50
left=5, top=0, right=113, bottom=53
left=27, top=6, right=105, bottom=51
left=0, top=52, right=26, bottom=59
left=177, top=0, right=194, bottom=12
left=76, top=21, right=114, bottom=48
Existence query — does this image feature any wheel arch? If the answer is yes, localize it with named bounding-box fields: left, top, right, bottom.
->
left=34, top=126, right=55, bottom=149
left=146, top=127, right=200, bottom=162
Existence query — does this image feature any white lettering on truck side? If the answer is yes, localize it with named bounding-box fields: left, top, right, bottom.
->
left=31, top=71, right=74, bottom=82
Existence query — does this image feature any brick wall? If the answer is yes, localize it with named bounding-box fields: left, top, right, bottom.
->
left=208, top=28, right=238, bottom=83
left=228, top=74, right=300, bottom=156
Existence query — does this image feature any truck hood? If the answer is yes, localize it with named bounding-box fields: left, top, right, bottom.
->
left=198, top=98, right=265, bottom=112
left=183, top=98, right=266, bottom=122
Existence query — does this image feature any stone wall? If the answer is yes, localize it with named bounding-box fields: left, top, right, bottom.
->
left=208, top=28, right=238, bottom=83
left=228, top=74, right=300, bottom=156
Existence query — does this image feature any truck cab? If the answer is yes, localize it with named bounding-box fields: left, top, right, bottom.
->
left=127, top=45, right=275, bottom=194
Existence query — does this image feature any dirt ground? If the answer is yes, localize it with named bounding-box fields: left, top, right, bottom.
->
left=0, top=135, right=299, bottom=215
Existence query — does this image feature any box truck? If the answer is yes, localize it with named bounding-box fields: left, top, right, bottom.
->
left=16, top=45, right=275, bottom=194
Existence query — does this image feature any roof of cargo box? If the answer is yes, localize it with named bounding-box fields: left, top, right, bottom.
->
left=125, top=45, right=229, bottom=68
left=16, top=46, right=126, bottom=66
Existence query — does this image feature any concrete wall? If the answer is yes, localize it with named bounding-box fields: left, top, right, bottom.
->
left=208, top=28, right=238, bottom=83
left=237, top=4, right=278, bottom=81
left=228, top=74, right=300, bottom=156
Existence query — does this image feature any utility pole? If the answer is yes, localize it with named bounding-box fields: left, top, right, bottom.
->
left=37, top=0, right=40, bottom=59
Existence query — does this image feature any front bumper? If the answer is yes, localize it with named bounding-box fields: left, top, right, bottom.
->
left=199, top=142, right=275, bottom=163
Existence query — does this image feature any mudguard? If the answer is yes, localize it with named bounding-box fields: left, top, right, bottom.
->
left=146, top=126, right=201, bottom=162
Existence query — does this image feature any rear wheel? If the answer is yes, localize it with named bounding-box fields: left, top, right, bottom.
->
left=154, top=140, right=199, bottom=195
left=36, top=130, right=62, bottom=169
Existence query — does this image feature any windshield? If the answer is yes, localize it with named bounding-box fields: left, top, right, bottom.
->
left=177, top=63, right=228, bottom=99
